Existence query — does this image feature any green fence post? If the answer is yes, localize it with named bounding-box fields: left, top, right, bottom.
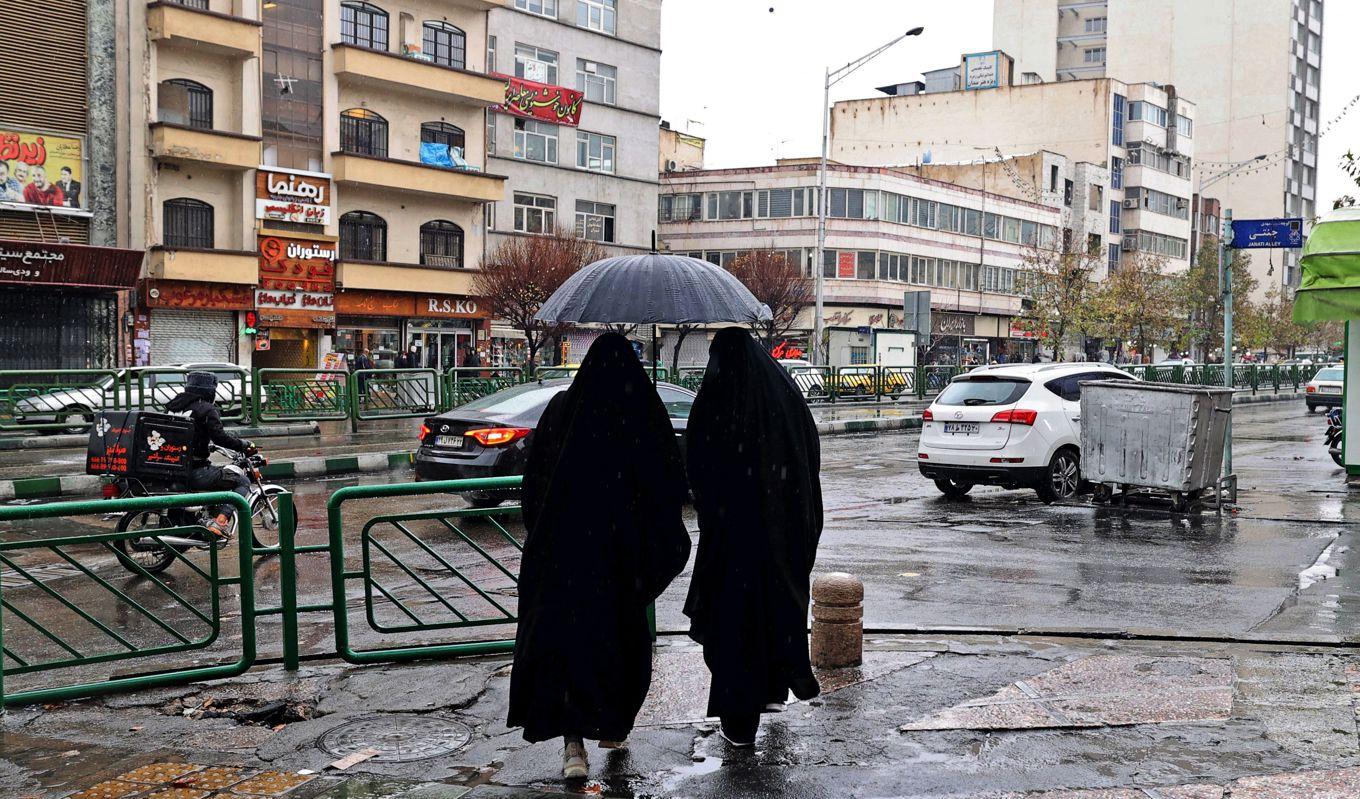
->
left=348, top=373, right=360, bottom=434
left=278, top=493, right=300, bottom=671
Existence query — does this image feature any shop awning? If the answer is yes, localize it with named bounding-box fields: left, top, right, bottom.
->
left=1294, top=207, right=1360, bottom=323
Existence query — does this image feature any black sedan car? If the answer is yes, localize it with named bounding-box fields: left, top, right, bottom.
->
left=415, top=378, right=697, bottom=506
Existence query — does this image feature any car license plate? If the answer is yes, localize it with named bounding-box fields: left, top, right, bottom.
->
left=434, top=435, right=464, bottom=449
left=1322, top=386, right=1341, bottom=394
left=943, top=422, right=980, bottom=435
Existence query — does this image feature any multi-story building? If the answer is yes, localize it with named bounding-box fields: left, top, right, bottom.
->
left=119, top=0, right=507, bottom=369
left=829, top=67, right=1196, bottom=277
left=485, top=0, right=659, bottom=255
left=658, top=161, right=1067, bottom=365
left=659, top=121, right=704, bottom=173
left=991, top=0, right=1324, bottom=293
left=0, top=0, right=142, bottom=369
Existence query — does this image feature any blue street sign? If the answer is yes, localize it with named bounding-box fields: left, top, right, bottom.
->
left=1229, top=218, right=1304, bottom=249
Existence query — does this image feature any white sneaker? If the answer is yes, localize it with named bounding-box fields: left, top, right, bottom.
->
left=562, top=739, right=588, bottom=779
left=763, top=702, right=787, bottom=713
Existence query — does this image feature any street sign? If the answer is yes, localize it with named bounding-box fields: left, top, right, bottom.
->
left=1228, top=218, right=1304, bottom=249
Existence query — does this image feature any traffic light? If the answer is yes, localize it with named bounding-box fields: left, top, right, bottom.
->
left=243, top=310, right=258, bottom=335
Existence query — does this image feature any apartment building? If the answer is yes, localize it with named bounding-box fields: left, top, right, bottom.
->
left=485, top=0, right=660, bottom=259
left=0, top=0, right=143, bottom=369
left=992, top=0, right=1324, bottom=292
left=829, top=68, right=1197, bottom=277
left=658, top=161, right=1067, bottom=365
left=118, top=0, right=506, bottom=369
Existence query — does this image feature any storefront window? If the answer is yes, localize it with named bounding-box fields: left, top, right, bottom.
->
left=335, top=317, right=400, bottom=367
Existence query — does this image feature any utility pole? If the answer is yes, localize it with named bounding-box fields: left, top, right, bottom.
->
left=1221, top=208, right=1234, bottom=479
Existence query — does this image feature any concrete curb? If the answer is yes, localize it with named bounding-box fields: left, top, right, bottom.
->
left=0, top=421, right=320, bottom=451
left=817, top=417, right=923, bottom=435
left=0, top=450, right=415, bottom=501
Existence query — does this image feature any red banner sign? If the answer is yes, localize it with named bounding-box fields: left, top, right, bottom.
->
left=0, top=239, right=142, bottom=288
left=836, top=252, right=855, bottom=279
left=258, top=234, right=336, bottom=293
left=496, top=75, right=584, bottom=127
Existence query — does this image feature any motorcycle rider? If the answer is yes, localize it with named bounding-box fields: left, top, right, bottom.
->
left=165, top=371, right=256, bottom=539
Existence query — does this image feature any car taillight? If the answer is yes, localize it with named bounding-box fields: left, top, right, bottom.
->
left=991, top=408, right=1038, bottom=425
left=922, top=408, right=934, bottom=421
left=1306, top=385, right=1316, bottom=393
left=466, top=427, right=531, bottom=447
left=419, top=423, right=431, bottom=441
left=101, top=482, right=119, bottom=499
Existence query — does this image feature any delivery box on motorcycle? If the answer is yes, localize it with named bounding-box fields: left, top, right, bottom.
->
left=86, top=411, right=195, bottom=479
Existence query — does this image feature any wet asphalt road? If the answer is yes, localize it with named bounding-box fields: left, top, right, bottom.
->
left=1, top=398, right=1353, bottom=675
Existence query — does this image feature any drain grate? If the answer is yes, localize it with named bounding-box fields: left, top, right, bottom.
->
left=318, top=716, right=472, bottom=763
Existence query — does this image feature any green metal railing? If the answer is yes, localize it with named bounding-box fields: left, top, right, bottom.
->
left=441, top=368, right=524, bottom=410
left=0, top=370, right=129, bottom=432
left=135, top=367, right=250, bottom=423
left=0, top=491, right=257, bottom=707
left=254, top=368, right=349, bottom=423
left=351, top=368, right=440, bottom=421
left=326, top=476, right=524, bottom=664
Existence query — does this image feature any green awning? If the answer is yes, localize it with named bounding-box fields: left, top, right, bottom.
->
left=1294, top=207, right=1360, bottom=322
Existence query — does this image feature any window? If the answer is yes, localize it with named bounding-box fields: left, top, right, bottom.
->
left=1049, top=164, right=1059, bottom=192
left=657, top=386, right=694, bottom=419
left=339, top=211, right=387, bottom=261
left=575, top=130, right=616, bottom=173
left=1083, top=47, right=1106, bottom=64
left=162, top=198, right=213, bottom=249
left=659, top=193, right=702, bottom=222
left=1002, top=217, right=1021, bottom=243
left=706, top=191, right=752, bottom=220
left=576, top=0, right=616, bottom=34
left=1110, top=200, right=1120, bottom=234
left=514, top=43, right=558, bottom=84
left=487, top=35, right=496, bottom=72
left=1085, top=16, right=1107, bottom=33
left=1176, top=115, right=1193, bottom=137
left=575, top=59, right=617, bottom=105
left=419, top=220, right=464, bottom=268
left=1112, top=93, right=1125, bottom=146
left=963, top=208, right=981, bottom=236
left=912, top=197, right=936, bottom=228
left=1089, top=184, right=1103, bottom=212
left=1138, top=188, right=1189, bottom=220
left=937, top=203, right=962, bottom=233
left=158, top=79, right=213, bottom=130
left=422, top=22, right=466, bottom=68
left=1110, top=156, right=1123, bottom=189
left=340, top=109, right=388, bottom=157
left=1108, top=242, right=1119, bottom=273
left=340, top=2, right=388, bottom=50
left=828, top=188, right=867, bottom=219
left=1129, top=101, right=1168, bottom=126
left=486, top=113, right=497, bottom=156
left=1133, top=230, right=1188, bottom=259
left=513, top=118, right=558, bottom=163
left=983, top=212, right=1000, bottom=239
left=514, top=192, right=555, bottom=233
left=575, top=200, right=615, bottom=242
left=1064, top=179, right=1074, bottom=206
left=1021, top=220, right=1039, bottom=246
left=756, top=188, right=814, bottom=218
left=421, top=121, right=465, bottom=153
left=514, top=0, right=556, bottom=17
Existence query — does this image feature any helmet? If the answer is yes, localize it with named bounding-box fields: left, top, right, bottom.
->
left=185, top=370, right=218, bottom=400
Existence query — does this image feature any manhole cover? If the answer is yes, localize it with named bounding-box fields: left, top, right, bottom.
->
left=319, top=716, right=472, bottom=762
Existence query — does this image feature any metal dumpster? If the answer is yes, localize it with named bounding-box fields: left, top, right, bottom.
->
left=1079, top=381, right=1235, bottom=509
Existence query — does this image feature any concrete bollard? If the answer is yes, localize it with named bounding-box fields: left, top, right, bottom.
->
left=811, top=571, right=864, bottom=669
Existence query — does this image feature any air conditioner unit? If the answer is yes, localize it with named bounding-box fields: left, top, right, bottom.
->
left=665, top=159, right=678, bottom=172
left=1122, top=198, right=1139, bottom=209
left=583, top=60, right=598, bottom=73
left=1175, top=197, right=1188, bottom=209
left=1121, top=234, right=1137, bottom=251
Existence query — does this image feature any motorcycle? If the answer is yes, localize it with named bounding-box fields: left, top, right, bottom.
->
left=1326, top=407, right=1344, bottom=468
left=106, top=445, right=287, bottom=575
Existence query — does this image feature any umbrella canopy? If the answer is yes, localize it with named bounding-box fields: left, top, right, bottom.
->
left=535, top=253, right=772, bottom=325
left=1294, top=207, right=1360, bottom=323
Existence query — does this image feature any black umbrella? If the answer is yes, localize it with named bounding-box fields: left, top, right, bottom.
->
left=535, top=253, right=771, bottom=325
left=536, top=253, right=771, bottom=382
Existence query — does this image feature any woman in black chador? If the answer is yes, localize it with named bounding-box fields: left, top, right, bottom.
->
left=508, top=332, right=691, bottom=779
left=683, top=328, right=824, bottom=746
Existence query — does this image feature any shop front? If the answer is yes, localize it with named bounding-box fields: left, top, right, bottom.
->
left=333, top=289, right=489, bottom=369
left=139, top=280, right=253, bottom=365
left=409, top=295, right=487, bottom=370
left=0, top=240, right=142, bottom=370
left=254, top=233, right=337, bottom=369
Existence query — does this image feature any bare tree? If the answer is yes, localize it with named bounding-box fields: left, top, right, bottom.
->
left=1014, top=246, right=1101, bottom=361
left=727, top=250, right=814, bottom=352
left=472, top=229, right=604, bottom=371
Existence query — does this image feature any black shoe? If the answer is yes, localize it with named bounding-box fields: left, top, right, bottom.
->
left=719, top=714, right=759, bottom=747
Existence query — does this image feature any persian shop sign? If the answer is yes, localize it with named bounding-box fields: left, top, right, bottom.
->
left=497, top=75, right=584, bottom=127
left=256, top=289, right=335, bottom=311
left=255, top=167, right=332, bottom=225
left=258, top=235, right=336, bottom=293
left=0, top=129, right=87, bottom=213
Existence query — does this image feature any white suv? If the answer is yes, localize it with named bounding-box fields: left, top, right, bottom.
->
left=917, top=362, right=1137, bottom=503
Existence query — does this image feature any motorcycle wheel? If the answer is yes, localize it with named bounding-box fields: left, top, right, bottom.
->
left=249, top=487, right=288, bottom=550
left=1331, top=449, right=1345, bottom=468
left=113, top=510, right=178, bottom=575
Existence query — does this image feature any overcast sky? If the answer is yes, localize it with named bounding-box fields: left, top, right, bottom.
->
left=660, top=0, right=1360, bottom=210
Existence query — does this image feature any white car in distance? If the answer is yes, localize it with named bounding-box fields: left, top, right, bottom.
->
left=917, top=362, right=1138, bottom=503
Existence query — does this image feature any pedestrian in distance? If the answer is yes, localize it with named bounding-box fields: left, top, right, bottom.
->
left=507, top=332, right=691, bottom=779
left=683, top=328, right=824, bottom=747
left=352, top=349, right=374, bottom=393
left=395, top=342, right=419, bottom=369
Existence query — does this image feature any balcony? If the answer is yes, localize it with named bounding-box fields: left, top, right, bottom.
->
left=147, top=247, right=257, bottom=285
left=147, top=2, right=261, bottom=59
left=332, top=44, right=505, bottom=107
left=337, top=260, right=478, bottom=296
left=331, top=152, right=505, bottom=203
left=151, top=123, right=261, bottom=170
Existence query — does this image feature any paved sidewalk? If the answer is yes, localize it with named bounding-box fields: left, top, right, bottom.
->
left=6, top=633, right=1360, bottom=798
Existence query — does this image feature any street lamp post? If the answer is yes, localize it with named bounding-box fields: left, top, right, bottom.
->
left=812, top=26, right=924, bottom=365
